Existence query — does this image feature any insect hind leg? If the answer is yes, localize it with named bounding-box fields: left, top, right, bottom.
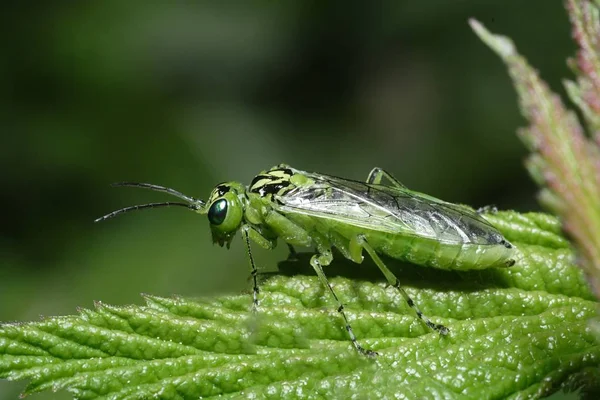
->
left=352, top=235, right=449, bottom=335
left=309, top=251, right=377, bottom=358
left=476, top=205, right=498, bottom=215
left=366, top=167, right=407, bottom=188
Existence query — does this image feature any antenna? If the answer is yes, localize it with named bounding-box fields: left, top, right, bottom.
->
left=95, top=182, right=205, bottom=222
left=111, top=182, right=203, bottom=205
left=95, top=202, right=200, bottom=222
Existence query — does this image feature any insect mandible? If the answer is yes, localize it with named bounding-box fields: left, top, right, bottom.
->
left=96, top=164, right=516, bottom=357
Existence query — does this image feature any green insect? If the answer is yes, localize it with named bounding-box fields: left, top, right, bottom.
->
left=96, top=164, right=515, bottom=357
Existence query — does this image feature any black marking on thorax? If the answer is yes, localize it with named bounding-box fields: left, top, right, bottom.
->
left=249, top=167, right=295, bottom=198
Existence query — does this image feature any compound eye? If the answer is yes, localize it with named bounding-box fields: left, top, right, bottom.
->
left=208, top=198, right=227, bottom=225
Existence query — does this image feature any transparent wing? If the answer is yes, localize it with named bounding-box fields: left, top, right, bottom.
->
left=275, top=171, right=505, bottom=246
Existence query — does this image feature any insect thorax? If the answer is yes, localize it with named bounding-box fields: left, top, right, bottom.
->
left=248, top=166, right=297, bottom=199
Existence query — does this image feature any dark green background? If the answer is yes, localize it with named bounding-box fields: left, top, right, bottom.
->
left=1, top=1, right=573, bottom=398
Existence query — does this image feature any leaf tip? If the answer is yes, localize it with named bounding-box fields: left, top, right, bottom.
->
left=469, top=18, right=516, bottom=59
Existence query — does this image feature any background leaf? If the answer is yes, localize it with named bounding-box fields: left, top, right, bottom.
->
left=470, top=1, right=600, bottom=297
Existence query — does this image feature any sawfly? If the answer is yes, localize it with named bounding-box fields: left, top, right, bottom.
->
left=96, top=164, right=515, bottom=356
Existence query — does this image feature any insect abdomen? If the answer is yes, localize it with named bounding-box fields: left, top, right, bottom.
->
left=373, top=232, right=514, bottom=270
left=285, top=214, right=515, bottom=271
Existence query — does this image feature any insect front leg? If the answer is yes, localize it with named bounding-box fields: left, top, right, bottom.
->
left=309, top=248, right=377, bottom=358
left=365, top=167, right=406, bottom=188
left=241, top=225, right=276, bottom=311
left=350, top=235, right=449, bottom=336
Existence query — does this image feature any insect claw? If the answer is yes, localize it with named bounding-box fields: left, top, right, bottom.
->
left=354, top=344, right=378, bottom=358
left=365, top=349, right=378, bottom=358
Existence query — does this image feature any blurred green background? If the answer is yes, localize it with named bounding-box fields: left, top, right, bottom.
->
left=1, top=1, right=574, bottom=398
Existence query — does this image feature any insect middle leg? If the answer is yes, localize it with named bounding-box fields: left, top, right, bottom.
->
left=309, top=249, right=378, bottom=357
left=350, top=235, right=449, bottom=335
left=286, top=243, right=299, bottom=261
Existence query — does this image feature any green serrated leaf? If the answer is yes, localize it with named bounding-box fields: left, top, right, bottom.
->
left=0, top=212, right=599, bottom=399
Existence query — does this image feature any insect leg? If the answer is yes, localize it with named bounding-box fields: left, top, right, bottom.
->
left=476, top=205, right=498, bottom=215
left=352, top=235, right=449, bottom=335
left=286, top=243, right=299, bottom=261
left=309, top=251, right=377, bottom=357
left=365, top=167, right=407, bottom=188
left=241, top=225, right=276, bottom=311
